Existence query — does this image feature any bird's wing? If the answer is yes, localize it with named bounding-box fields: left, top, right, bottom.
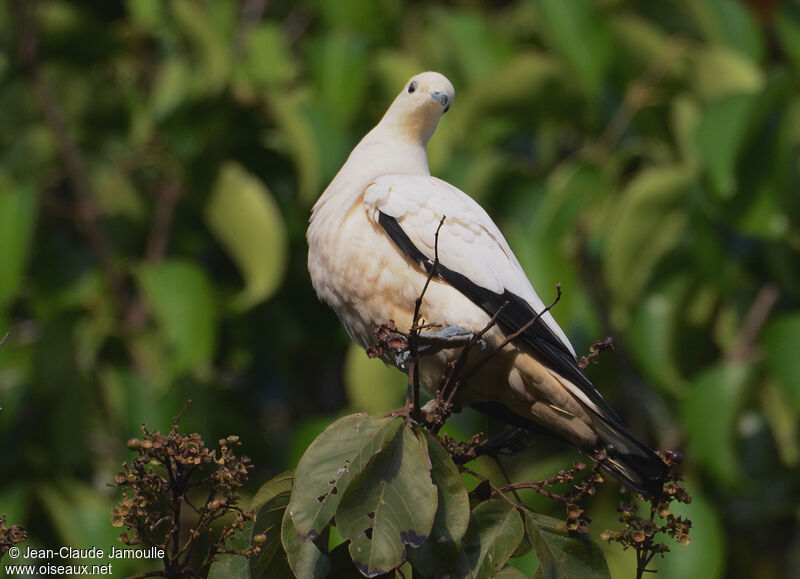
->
left=363, top=175, right=620, bottom=420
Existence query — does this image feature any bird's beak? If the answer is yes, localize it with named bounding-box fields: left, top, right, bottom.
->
left=430, top=91, right=449, bottom=107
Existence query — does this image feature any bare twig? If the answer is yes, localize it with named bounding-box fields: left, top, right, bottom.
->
left=145, top=179, right=184, bottom=263
left=577, top=336, right=616, bottom=369
left=0, top=333, right=8, bottom=350
left=461, top=284, right=563, bottom=386
left=406, top=216, right=446, bottom=422
left=729, top=284, right=780, bottom=362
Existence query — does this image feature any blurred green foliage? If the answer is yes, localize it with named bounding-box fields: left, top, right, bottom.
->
left=0, top=0, right=798, bottom=577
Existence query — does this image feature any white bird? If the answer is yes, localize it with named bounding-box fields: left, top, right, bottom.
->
left=307, top=71, right=667, bottom=496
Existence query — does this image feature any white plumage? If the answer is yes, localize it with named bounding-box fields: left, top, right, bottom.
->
left=307, top=72, right=667, bottom=496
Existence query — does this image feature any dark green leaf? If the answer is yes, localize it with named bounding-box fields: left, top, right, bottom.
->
left=535, top=0, right=611, bottom=96
left=282, top=507, right=331, bottom=579
left=288, top=414, right=403, bottom=541
left=248, top=471, right=298, bottom=578
left=207, top=519, right=253, bottom=579
left=452, top=498, right=524, bottom=579
left=694, top=93, right=759, bottom=198
left=603, top=165, right=695, bottom=323
left=336, top=422, right=438, bottom=577
left=0, top=178, right=37, bottom=309
left=406, top=430, right=470, bottom=574
left=524, top=511, right=610, bottom=579
left=136, top=260, right=216, bottom=375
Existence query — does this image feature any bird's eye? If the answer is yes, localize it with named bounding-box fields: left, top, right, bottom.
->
left=408, top=81, right=417, bottom=94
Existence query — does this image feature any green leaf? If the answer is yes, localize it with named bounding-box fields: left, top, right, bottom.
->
left=497, top=564, right=531, bottom=578
left=235, top=22, right=296, bottom=93
left=535, top=0, right=611, bottom=96
left=524, top=511, right=610, bottom=579
left=692, top=47, right=764, bottom=102
left=603, top=165, right=695, bottom=325
left=136, top=259, right=216, bottom=375
left=288, top=414, right=403, bottom=541
left=309, top=32, right=368, bottom=128
left=282, top=506, right=331, bottom=579
left=694, top=93, right=759, bottom=198
left=0, top=177, right=37, bottom=309
left=776, top=4, right=800, bottom=72
left=761, top=313, right=800, bottom=412
left=628, top=286, right=688, bottom=397
left=344, top=343, right=406, bottom=415
left=207, top=519, right=253, bottom=579
left=336, top=423, right=438, bottom=577
left=248, top=471, right=298, bottom=578
left=406, top=431, right=470, bottom=574
left=452, top=498, right=524, bottom=579
left=206, top=162, right=288, bottom=310
left=683, top=0, right=763, bottom=61
left=682, top=362, right=753, bottom=486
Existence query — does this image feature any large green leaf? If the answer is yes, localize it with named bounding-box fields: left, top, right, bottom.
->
left=288, top=414, right=403, bottom=541
left=282, top=506, right=331, bottom=579
left=452, top=498, right=525, bottom=579
left=524, top=511, right=610, bottom=579
left=0, top=177, right=37, bottom=309
left=336, top=422, right=438, bottom=577
left=761, top=313, right=800, bottom=412
left=627, top=285, right=689, bottom=397
left=683, top=0, right=763, bottom=61
left=534, top=0, right=611, bottom=96
left=692, top=47, right=764, bottom=102
left=205, top=162, right=288, bottom=310
left=603, top=166, right=695, bottom=325
left=247, top=471, right=304, bottom=578
left=136, top=259, right=216, bottom=375
left=308, top=32, right=368, bottom=128
left=682, top=362, right=753, bottom=486
left=694, top=93, right=759, bottom=199
left=406, top=431, right=470, bottom=574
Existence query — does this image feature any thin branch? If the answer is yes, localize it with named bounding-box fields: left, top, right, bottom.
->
left=145, top=179, right=183, bottom=263
left=0, top=333, right=8, bottom=350
left=729, top=283, right=780, bottom=362
left=406, top=216, right=446, bottom=422
left=461, top=284, right=562, bottom=385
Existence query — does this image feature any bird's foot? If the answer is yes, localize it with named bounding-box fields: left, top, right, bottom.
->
left=417, top=325, right=485, bottom=354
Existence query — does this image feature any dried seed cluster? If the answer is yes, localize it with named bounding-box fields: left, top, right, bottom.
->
left=110, top=403, right=257, bottom=576
left=600, top=450, right=692, bottom=576
left=0, top=515, right=27, bottom=561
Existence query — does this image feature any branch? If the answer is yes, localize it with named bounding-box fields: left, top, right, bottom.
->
left=406, top=216, right=446, bottom=422
left=729, top=283, right=780, bottom=362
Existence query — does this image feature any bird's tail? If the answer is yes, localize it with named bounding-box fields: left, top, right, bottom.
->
left=587, top=412, right=669, bottom=497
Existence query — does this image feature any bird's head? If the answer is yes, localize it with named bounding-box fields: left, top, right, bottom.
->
left=379, top=71, right=455, bottom=146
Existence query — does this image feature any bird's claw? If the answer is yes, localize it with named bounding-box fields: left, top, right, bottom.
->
left=417, top=325, right=485, bottom=353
